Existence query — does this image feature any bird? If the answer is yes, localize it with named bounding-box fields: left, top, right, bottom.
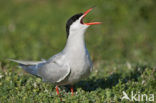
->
left=9, top=8, right=101, bottom=96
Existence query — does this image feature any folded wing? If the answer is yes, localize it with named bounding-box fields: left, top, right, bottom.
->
left=38, top=61, right=71, bottom=83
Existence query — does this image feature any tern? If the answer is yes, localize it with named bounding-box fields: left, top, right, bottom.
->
left=9, top=8, right=101, bottom=96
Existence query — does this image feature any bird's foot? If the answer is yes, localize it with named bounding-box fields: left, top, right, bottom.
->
left=55, top=86, right=62, bottom=101
left=70, top=86, right=74, bottom=96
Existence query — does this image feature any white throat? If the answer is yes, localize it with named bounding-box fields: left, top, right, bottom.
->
left=63, top=28, right=87, bottom=53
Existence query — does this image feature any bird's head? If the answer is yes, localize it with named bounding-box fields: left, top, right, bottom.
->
left=66, top=8, right=101, bottom=38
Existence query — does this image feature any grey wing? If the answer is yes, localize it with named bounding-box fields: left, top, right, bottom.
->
left=38, top=62, right=70, bottom=83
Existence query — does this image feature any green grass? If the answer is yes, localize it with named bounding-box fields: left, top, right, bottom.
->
left=0, top=0, right=156, bottom=102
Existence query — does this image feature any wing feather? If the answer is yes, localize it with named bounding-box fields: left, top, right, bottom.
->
left=38, top=62, right=70, bottom=83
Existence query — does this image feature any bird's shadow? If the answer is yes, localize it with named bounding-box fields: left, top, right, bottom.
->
left=65, top=64, right=147, bottom=92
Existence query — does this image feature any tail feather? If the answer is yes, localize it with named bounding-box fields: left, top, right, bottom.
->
left=20, top=64, right=40, bottom=76
left=9, top=59, right=45, bottom=76
left=8, top=59, right=44, bottom=65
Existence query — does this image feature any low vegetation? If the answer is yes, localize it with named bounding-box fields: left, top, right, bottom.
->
left=0, top=0, right=156, bottom=102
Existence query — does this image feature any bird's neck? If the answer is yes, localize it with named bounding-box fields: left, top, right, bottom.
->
left=63, top=29, right=87, bottom=53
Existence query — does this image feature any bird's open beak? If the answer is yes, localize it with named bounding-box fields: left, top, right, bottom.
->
left=80, top=8, right=101, bottom=25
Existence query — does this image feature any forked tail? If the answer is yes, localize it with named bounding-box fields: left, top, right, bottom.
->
left=9, top=59, right=45, bottom=76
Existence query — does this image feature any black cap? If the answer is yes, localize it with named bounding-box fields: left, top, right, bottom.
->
left=66, top=13, right=83, bottom=38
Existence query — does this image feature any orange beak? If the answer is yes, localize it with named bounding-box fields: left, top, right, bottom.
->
left=80, top=8, right=101, bottom=25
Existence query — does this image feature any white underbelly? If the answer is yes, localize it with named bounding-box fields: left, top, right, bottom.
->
left=66, top=58, right=92, bottom=84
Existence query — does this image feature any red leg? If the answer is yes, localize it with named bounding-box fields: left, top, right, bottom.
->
left=70, top=86, right=74, bottom=96
left=55, top=86, right=60, bottom=95
left=55, top=86, right=62, bottom=101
